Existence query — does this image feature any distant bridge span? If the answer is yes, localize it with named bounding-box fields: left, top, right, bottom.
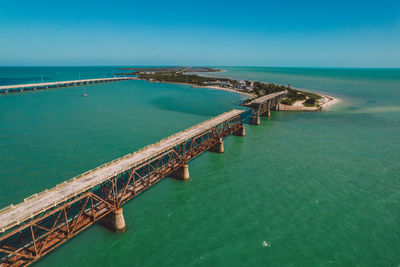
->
left=245, top=91, right=287, bottom=125
left=0, top=109, right=245, bottom=266
left=0, top=77, right=135, bottom=94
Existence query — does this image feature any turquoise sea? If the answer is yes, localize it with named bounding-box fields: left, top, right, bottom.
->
left=0, top=67, right=399, bottom=266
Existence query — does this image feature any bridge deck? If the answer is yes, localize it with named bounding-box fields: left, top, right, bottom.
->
left=0, top=109, right=244, bottom=233
left=0, top=77, right=134, bottom=90
left=247, top=91, right=287, bottom=105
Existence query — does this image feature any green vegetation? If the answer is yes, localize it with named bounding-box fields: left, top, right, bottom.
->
left=281, top=98, right=295, bottom=105
left=117, top=67, right=220, bottom=73
left=136, top=72, right=251, bottom=91
left=139, top=73, right=227, bottom=85
left=303, top=94, right=321, bottom=107
left=253, top=82, right=289, bottom=97
left=283, top=88, right=322, bottom=107
left=116, top=66, right=324, bottom=109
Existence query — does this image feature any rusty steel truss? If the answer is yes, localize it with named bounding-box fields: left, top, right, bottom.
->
left=0, top=112, right=243, bottom=266
left=249, top=91, right=287, bottom=116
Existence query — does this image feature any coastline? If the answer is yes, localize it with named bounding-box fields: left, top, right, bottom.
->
left=138, top=79, right=255, bottom=98
left=291, top=86, right=340, bottom=110
left=137, top=77, right=339, bottom=110
left=279, top=94, right=340, bottom=111
left=202, top=84, right=340, bottom=110
left=320, top=94, right=340, bottom=110
left=195, top=72, right=339, bottom=110
left=198, top=85, right=255, bottom=98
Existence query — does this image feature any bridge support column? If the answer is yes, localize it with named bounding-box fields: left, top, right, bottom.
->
left=209, top=139, right=224, bottom=153
left=249, top=116, right=260, bottom=125
left=171, top=164, right=190, bottom=180
left=275, top=104, right=280, bottom=111
left=260, top=110, right=270, bottom=117
left=101, top=208, right=126, bottom=233
left=233, top=126, right=245, bottom=136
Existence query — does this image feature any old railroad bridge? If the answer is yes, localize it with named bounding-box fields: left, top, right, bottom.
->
left=0, top=87, right=287, bottom=266
left=245, top=91, right=288, bottom=125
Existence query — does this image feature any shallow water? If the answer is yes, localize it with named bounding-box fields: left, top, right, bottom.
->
left=0, top=67, right=399, bottom=266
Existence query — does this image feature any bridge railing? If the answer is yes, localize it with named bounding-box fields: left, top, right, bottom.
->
left=0, top=109, right=243, bottom=234
left=0, top=110, right=244, bottom=266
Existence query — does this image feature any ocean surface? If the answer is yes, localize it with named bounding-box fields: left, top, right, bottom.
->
left=0, top=66, right=399, bottom=266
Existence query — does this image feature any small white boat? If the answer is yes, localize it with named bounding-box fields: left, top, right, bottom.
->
left=82, top=87, right=88, bottom=97
left=79, top=73, right=88, bottom=97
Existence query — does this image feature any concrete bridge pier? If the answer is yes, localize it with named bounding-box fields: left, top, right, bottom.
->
left=249, top=116, right=260, bottom=125
left=261, top=110, right=271, bottom=117
left=233, top=126, right=246, bottom=136
left=101, top=208, right=126, bottom=233
left=275, top=104, right=280, bottom=111
left=114, top=209, right=126, bottom=232
left=170, top=164, right=190, bottom=180
left=209, top=139, right=224, bottom=153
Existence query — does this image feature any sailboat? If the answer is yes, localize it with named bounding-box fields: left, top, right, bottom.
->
left=79, top=73, right=88, bottom=97
left=82, top=87, right=88, bottom=97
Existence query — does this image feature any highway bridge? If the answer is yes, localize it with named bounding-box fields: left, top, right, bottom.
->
left=0, top=77, right=135, bottom=94
left=0, top=109, right=245, bottom=266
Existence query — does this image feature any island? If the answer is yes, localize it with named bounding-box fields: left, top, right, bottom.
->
left=116, top=67, right=337, bottom=110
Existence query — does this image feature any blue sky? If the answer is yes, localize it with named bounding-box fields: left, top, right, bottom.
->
left=0, top=0, right=399, bottom=67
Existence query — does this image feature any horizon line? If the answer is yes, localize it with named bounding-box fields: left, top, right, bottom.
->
left=0, top=65, right=399, bottom=70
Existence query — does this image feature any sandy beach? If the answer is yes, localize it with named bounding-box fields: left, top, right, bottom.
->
left=141, top=79, right=256, bottom=98
left=199, top=85, right=255, bottom=98
left=320, top=94, right=340, bottom=110
left=139, top=78, right=339, bottom=110
left=199, top=84, right=339, bottom=110
left=203, top=81, right=340, bottom=110
left=279, top=94, right=340, bottom=111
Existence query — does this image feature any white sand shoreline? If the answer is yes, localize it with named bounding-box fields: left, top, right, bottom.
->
left=194, top=75, right=340, bottom=110
left=320, top=94, right=340, bottom=110
left=197, top=84, right=340, bottom=110
left=138, top=78, right=339, bottom=110
left=279, top=94, right=340, bottom=111
left=140, top=79, right=255, bottom=98
left=291, top=87, right=340, bottom=109
left=198, top=85, right=255, bottom=98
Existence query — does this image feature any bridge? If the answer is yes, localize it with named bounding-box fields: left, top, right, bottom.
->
left=0, top=77, right=135, bottom=94
left=0, top=109, right=245, bottom=266
left=245, top=91, right=287, bottom=125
